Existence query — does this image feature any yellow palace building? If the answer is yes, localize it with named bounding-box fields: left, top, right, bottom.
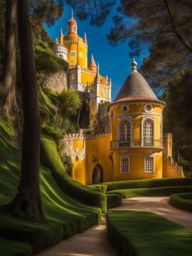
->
left=56, top=13, right=183, bottom=184
left=55, top=11, right=111, bottom=121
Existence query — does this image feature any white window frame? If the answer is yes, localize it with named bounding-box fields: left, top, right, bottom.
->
left=144, top=156, right=155, bottom=173
left=118, top=118, right=132, bottom=142
left=142, top=117, right=154, bottom=146
left=120, top=156, right=130, bottom=173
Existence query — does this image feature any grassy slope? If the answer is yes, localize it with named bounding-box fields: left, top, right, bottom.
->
left=107, top=211, right=192, bottom=256
left=0, top=121, right=101, bottom=256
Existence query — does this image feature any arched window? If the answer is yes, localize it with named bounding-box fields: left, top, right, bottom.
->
left=143, top=119, right=154, bottom=146
left=119, top=120, right=131, bottom=146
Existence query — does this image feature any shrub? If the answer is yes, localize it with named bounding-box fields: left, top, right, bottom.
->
left=110, top=186, right=192, bottom=198
left=106, top=193, right=122, bottom=209
left=107, top=210, right=192, bottom=256
left=104, top=178, right=192, bottom=191
left=170, top=192, right=192, bottom=212
left=0, top=238, right=32, bottom=256
left=40, top=136, right=106, bottom=212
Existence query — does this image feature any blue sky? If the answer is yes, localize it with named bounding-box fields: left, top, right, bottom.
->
left=45, top=4, right=148, bottom=99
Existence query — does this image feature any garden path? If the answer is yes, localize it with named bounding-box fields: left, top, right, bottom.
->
left=115, top=196, right=192, bottom=228
left=37, top=196, right=192, bottom=256
left=36, top=218, right=117, bottom=256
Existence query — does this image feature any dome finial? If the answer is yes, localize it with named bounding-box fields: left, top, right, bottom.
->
left=131, top=58, right=137, bottom=72
left=71, top=8, right=74, bottom=17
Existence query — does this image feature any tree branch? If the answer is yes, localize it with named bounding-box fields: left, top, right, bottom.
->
left=164, top=0, right=192, bottom=53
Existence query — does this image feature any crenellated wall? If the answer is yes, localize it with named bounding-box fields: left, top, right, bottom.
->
left=61, top=132, right=112, bottom=184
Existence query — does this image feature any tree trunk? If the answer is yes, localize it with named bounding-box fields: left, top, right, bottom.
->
left=9, top=0, right=44, bottom=221
left=1, top=0, right=17, bottom=120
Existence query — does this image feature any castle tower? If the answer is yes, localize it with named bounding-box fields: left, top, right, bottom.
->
left=55, top=30, right=68, bottom=61
left=109, top=60, right=166, bottom=181
left=62, top=11, right=88, bottom=68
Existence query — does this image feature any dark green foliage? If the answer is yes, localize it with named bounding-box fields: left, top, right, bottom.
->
left=35, top=44, right=68, bottom=85
left=110, top=186, right=192, bottom=199
left=39, top=87, right=80, bottom=140
left=40, top=136, right=107, bottom=212
left=103, top=178, right=192, bottom=191
left=107, top=211, right=192, bottom=256
left=170, top=193, right=192, bottom=212
left=106, top=193, right=122, bottom=209
left=0, top=239, right=32, bottom=256
left=94, top=102, right=111, bottom=134
left=164, top=70, right=192, bottom=176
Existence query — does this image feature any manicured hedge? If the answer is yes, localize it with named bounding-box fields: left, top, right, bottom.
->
left=106, top=193, right=122, bottom=209
left=109, top=186, right=192, bottom=198
left=170, top=193, right=192, bottom=212
left=0, top=239, right=32, bottom=256
left=104, top=178, right=192, bottom=191
left=107, top=210, right=192, bottom=256
left=40, top=136, right=106, bottom=212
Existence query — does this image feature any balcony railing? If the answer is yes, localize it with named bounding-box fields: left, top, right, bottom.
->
left=110, top=139, right=163, bottom=150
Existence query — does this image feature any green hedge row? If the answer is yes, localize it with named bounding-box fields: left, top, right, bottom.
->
left=106, top=193, right=122, bottom=209
left=104, top=178, right=192, bottom=191
left=170, top=193, right=192, bottom=212
left=107, top=210, right=192, bottom=256
left=110, top=186, right=192, bottom=198
left=40, top=136, right=106, bottom=212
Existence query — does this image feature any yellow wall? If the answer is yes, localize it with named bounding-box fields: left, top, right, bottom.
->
left=112, top=150, right=162, bottom=181
left=71, top=134, right=112, bottom=185
left=85, top=134, right=112, bottom=184
left=64, top=36, right=88, bottom=68
left=110, top=102, right=163, bottom=147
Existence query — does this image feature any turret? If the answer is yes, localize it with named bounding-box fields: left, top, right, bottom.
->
left=66, top=9, right=77, bottom=36
left=88, top=54, right=97, bottom=71
left=55, top=35, right=68, bottom=61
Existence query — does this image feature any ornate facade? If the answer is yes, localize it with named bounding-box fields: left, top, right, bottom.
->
left=63, top=60, right=184, bottom=184
left=55, top=12, right=111, bottom=120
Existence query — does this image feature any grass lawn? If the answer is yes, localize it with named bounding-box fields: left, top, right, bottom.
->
left=107, top=210, right=192, bottom=256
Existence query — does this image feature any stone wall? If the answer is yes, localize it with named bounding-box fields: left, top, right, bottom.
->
left=43, top=71, right=68, bottom=93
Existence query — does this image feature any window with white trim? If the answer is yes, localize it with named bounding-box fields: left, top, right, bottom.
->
left=121, top=157, right=129, bottom=173
left=144, top=157, right=154, bottom=173
left=143, top=119, right=154, bottom=146
left=119, top=120, right=131, bottom=143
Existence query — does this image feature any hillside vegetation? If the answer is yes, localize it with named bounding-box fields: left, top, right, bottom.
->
left=0, top=117, right=104, bottom=255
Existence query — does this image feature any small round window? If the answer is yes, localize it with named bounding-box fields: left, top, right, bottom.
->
left=145, top=104, right=152, bottom=112
left=122, top=105, right=129, bottom=112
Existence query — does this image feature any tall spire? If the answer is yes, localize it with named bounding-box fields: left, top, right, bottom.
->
left=97, top=63, right=100, bottom=74
left=59, top=28, right=63, bottom=44
left=71, top=8, right=74, bottom=17
left=131, top=58, right=137, bottom=72
left=83, top=32, right=87, bottom=44
left=88, top=54, right=96, bottom=71
left=96, top=63, right=100, bottom=83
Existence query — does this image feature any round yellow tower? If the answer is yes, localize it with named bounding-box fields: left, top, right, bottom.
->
left=109, top=60, right=166, bottom=181
left=63, top=11, right=88, bottom=68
